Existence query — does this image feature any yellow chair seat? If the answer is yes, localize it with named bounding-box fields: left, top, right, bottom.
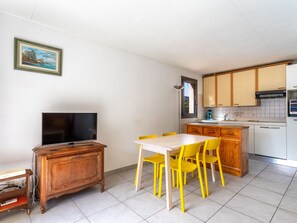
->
left=169, top=160, right=197, bottom=173
left=198, top=154, right=218, bottom=164
left=144, top=154, right=164, bottom=164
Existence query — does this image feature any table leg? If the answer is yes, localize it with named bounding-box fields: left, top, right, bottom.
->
left=135, top=145, right=144, bottom=191
left=164, top=150, right=172, bottom=210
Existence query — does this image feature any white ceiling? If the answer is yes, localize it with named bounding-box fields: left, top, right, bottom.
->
left=1, top=0, right=297, bottom=74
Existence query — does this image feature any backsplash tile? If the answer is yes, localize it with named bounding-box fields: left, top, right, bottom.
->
left=203, top=98, right=286, bottom=121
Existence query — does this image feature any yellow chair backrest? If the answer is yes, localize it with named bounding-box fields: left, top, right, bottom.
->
left=203, top=138, right=221, bottom=154
left=178, top=143, right=202, bottom=162
left=139, top=134, right=158, bottom=140
left=162, top=132, right=177, bottom=136
left=204, top=138, right=221, bottom=151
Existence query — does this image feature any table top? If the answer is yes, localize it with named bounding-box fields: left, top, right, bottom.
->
left=134, top=134, right=216, bottom=151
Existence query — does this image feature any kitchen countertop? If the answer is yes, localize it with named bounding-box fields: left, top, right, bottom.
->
left=194, top=119, right=287, bottom=127
left=187, top=122, right=249, bottom=129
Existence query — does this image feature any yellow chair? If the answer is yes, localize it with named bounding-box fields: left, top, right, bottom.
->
left=134, top=134, right=164, bottom=196
left=197, top=138, right=225, bottom=197
left=162, top=132, right=177, bottom=136
left=158, top=143, right=205, bottom=213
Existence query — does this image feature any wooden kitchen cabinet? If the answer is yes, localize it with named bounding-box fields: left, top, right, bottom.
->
left=233, top=69, right=257, bottom=106
left=35, top=142, right=106, bottom=213
left=258, top=64, right=286, bottom=91
left=203, top=76, right=216, bottom=107
left=217, top=73, right=231, bottom=107
left=186, top=124, right=249, bottom=177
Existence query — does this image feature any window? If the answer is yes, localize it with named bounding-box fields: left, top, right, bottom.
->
left=181, top=76, right=197, bottom=118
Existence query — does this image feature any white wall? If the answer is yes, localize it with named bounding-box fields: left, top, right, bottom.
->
left=0, top=13, right=201, bottom=171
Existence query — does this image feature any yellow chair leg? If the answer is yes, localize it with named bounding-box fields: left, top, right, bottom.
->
left=203, top=161, right=209, bottom=196
left=178, top=169, right=185, bottom=213
left=153, top=164, right=157, bottom=195
left=184, top=172, right=187, bottom=185
left=217, top=159, right=225, bottom=186
left=156, top=164, right=159, bottom=178
left=176, top=171, right=179, bottom=188
left=172, top=169, right=175, bottom=187
left=197, top=163, right=205, bottom=198
left=158, top=165, right=163, bottom=197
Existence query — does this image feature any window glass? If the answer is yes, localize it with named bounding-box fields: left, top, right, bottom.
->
left=181, top=76, right=197, bottom=118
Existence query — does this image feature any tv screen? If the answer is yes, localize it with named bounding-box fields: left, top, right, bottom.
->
left=42, top=113, right=97, bottom=145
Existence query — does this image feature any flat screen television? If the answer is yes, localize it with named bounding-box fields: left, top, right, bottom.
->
left=42, top=113, right=97, bottom=146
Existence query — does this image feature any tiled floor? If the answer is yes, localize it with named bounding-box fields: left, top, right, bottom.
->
left=1, top=159, right=297, bottom=223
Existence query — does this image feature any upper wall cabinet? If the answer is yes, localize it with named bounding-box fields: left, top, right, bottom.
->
left=217, top=73, right=231, bottom=107
left=286, top=64, right=297, bottom=90
left=203, top=76, right=216, bottom=107
left=258, top=64, right=286, bottom=91
left=233, top=69, right=257, bottom=106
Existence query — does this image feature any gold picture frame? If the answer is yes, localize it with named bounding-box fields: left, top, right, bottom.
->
left=14, top=38, right=62, bottom=76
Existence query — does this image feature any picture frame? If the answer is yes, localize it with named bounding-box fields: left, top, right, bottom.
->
left=14, top=38, right=62, bottom=76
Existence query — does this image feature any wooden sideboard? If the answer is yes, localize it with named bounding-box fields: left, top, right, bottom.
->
left=34, top=142, right=106, bottom=213
left=186, top=124, right=249, bottom=177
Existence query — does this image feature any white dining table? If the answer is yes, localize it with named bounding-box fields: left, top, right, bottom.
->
left=134, top=133, right=216, bottom=210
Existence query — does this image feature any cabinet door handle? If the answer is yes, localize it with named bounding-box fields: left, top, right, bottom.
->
left=208, top=130, right=214, bottom=133
left=217, top=104, right=222, bottom=106
left=233, top=103, right=239, bottom=106
left=210, top=104, right=215, bottom=107
left=277, top=87, right=285, bottom=90
left=293, top=86, right=297, bottom=88
left=260, top=126, right=280, bottom=129
left=293, top=119, right=297, bottom=121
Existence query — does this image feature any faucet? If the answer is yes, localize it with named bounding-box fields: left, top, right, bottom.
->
left=224, top=114, right=229, bottom=121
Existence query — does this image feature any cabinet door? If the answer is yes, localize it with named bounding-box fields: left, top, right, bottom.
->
left=47, top=151, right=102, bottom=195
left=286, top=64, right=297, bottom=90
left=220, top=138, right=240, bottom=170
left=258, top=64, right=286, bottom=91
left=255, top=125, right=286, bottom=159
left=233, top=69, right=257, bottom=106
left=217, top=73, right=231, bottom=107
left=203, top=76, right=216, bottom=107
left=287, top=117, right=297, bottom=160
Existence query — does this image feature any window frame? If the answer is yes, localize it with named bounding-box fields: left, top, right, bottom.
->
left=181, top=76, right=198, bottom=119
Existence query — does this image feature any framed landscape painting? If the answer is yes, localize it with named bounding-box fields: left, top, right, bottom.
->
left=14, top=38, right=62, bottom=76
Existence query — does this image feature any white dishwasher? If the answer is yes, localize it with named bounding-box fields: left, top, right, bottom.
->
left=255, top=125, right=286, bottom=159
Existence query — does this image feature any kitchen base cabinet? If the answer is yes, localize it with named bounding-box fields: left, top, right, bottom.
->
left=186, top=124, right=249, bottom=177
left=255, top=125, right=286, bottom=159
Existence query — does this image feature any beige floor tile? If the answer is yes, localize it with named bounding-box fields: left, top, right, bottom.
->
left=87, top=203, right=143, bottom=223
left=226, top=194, right=276, bottom=223
left=239, top=184, right=283, bottom=206
left=265, top=164, right=296, bottom=177
left=108, top=181, right=146, bottom=202
left=194, top=185, right=236, bottom=205
left=271, top=208, right=297, bottom=223
left=207, top=207, right=261, bottom=223
left=180, top=193, right=222, bottom=222
left=249, top=175, right=290, bottom=194
left=285, top=180, right=297, bottom=199
left=74, top=218, right=90, bottom=223
left=105, top=174, right=130, bottom=189
left=73, top=191, right=119, bottom=216
left=146, top=206, right=203, bottom=223
left=123, top=192, right=166, bottom=219
left=30, top=200, right=85, bottom=223
left=279, top=196, right=297, bottom=214
left=0, top=210, right=31, bottom=223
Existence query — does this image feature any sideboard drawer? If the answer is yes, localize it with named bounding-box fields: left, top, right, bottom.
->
left=203, top=127, right=219, bottom=137
left=220, top=128, right=241, bottom=139
left=187, top=126, right=202, bottom=135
